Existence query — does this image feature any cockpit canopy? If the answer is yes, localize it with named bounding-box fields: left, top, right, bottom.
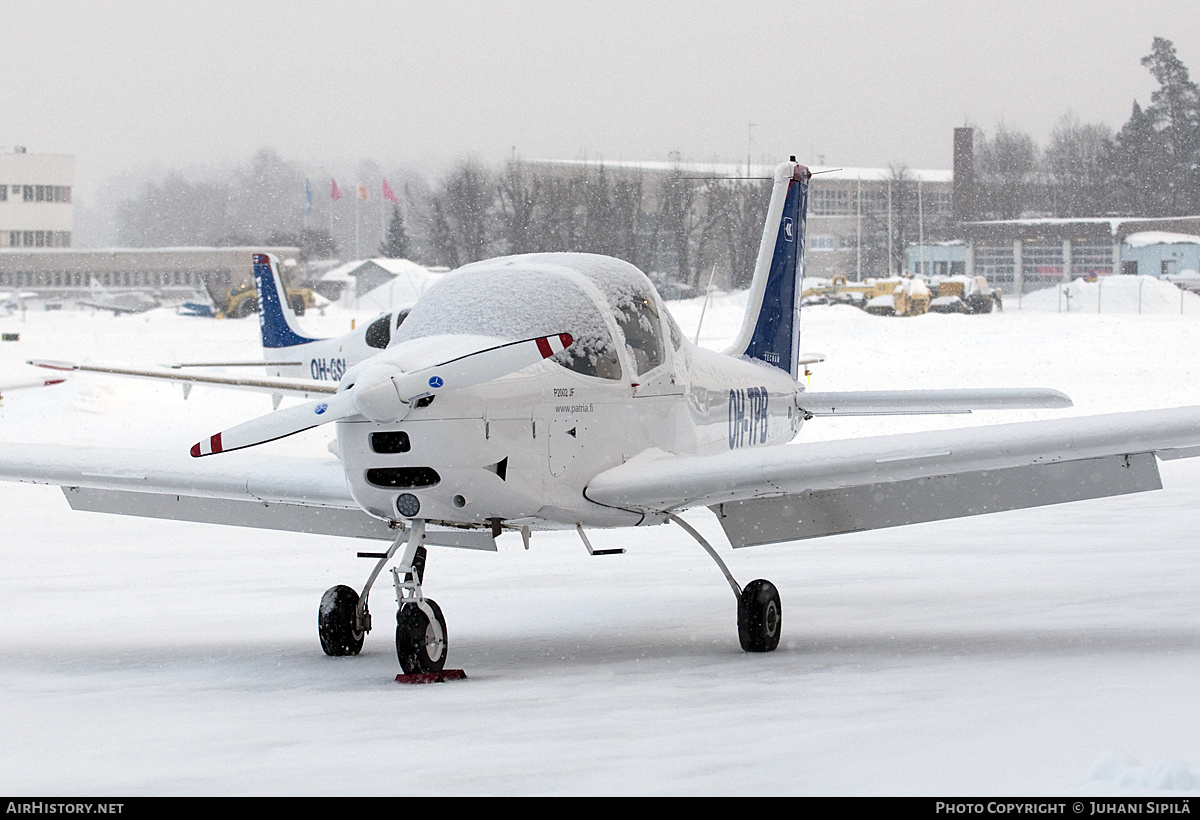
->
left=391, top=253, right=681, bottom=380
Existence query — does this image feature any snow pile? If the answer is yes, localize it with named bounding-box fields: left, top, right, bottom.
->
left=1089, top=750, right=1200, bottom=791
left=1019, top=275, right=1200, bottom=314
left=344, top=260, right=443, bottom=312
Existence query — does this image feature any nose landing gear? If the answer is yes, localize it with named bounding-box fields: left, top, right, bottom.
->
left=318, top=519, right=463, bottom=680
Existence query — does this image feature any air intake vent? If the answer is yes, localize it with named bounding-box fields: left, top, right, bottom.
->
left=366, top=467, right=440, bottom=488
left=370, top=430, right=411, bottom=453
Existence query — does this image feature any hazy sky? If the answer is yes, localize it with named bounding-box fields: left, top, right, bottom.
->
left=6, top=1, right=1200, bottom=203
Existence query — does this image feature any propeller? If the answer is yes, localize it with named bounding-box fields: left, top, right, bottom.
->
left=190, top=332, right=573, bottom=457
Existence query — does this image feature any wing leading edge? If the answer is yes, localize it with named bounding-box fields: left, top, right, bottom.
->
left=584, top=405, right=1200, bottom=546
left=0, top=443, right=496, bottom=547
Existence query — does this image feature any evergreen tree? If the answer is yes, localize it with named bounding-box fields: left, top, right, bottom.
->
left=379, top=205, right=411, bottom=258
left=1111, top=100, right=1168, bottom=215
left=1140, top=37, right=1200, bottom=213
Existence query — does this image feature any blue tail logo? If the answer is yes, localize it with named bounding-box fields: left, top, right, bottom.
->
left=253, top=253, right=322, bottom=349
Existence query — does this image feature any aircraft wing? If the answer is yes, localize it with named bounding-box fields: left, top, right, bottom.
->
left=0, top=442, right=496, bottom=548
left=585, top=406, right=1200, bottom=547
left=30, top=360, right=338, bottom=399
left=0, top=442, right=395, bottom=539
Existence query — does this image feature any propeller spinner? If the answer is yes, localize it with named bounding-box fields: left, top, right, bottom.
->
left=191, top=332, right=573, bottom=457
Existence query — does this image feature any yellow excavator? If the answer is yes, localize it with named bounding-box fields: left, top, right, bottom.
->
left=214, top=281, right=316, bottom=319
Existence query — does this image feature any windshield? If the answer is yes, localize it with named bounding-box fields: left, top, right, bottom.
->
left=392, top=263, right=622, bottom=379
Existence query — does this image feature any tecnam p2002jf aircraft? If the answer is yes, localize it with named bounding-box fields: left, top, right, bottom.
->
left=31, top=255, right=414, bottom=403
left=7, top=158, right=1200, bottom=676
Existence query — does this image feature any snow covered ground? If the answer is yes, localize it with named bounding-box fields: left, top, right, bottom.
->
left=2, top=289, right=1200, bottom=795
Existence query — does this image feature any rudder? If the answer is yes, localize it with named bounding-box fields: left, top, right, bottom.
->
left=253, top=253, right=321, bottom=349
left=725, top=160, right=810, bottom=380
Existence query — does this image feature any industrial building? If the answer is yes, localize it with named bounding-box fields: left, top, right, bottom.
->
left=0, top=246, right=300, bottom=304
left=521, top=156, right=955, bottom=282
left=0, top=147, right=74, bottom=248
left=909, top=216, right=1200, bottom=296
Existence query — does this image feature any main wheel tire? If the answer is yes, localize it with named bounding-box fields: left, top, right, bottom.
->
left=396, top=600, right=447, bottom=674
left=318, top=585, right=365, bottom=656
left=737, top=579, right=782, bottom=652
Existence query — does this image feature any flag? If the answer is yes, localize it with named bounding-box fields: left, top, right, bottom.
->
left=356, top=185, right=369, bottom=202
left=382, top=178, right=399, bottom=203
left=330, top=178, right=342, bottom=201
left=304, top=178, right=312, bottom=214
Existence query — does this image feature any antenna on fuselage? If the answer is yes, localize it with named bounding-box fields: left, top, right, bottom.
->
left=693, top=263, right=719, bottom=346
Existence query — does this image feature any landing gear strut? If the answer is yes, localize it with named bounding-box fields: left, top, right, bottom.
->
left=317, top=519, right=451, bottom=674
left=667, top=513, right=783, bottom=653
left=390, top=521, right=448, bottom=673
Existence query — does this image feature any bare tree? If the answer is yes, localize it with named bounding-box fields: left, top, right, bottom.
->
left=425, top=159, right=496, bottom=266
left=1043, top=113, right=1114, bottom=217
left=976, top=126, right=1040, bottom=219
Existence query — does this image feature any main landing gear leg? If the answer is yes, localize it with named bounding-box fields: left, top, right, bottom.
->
left=318, top=523, right=411, bottom=657
left=667, top=513, right=781, bottom=653
left=391, top=519, right=449, bottom=674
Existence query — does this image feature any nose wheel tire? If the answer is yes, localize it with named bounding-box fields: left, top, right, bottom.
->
left=738, top=579, right=781, bottom=652
left=396, top=600, right=447, bottom=673
left=319, top=585, right=365, bottom=656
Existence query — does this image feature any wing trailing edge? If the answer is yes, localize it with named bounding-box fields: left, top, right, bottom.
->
left=584, top=405, right=1200, bottom=543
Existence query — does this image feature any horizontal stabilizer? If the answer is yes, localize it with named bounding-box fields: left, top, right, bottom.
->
left=30, top=359, right=337, bottom=399
left=796, top=387, right=1072, bottom=416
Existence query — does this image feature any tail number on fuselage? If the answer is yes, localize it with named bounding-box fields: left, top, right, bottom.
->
left=729, top=386, right=769, bottom=449
left=310, top=357, right=347, bottom=381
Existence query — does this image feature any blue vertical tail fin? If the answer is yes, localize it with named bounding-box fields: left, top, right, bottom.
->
left=253, top=253, right=322, bottom=349
left=725, top=159, right=810, bottom=380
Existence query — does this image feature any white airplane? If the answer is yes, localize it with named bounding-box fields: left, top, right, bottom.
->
left=0, top=290, right=38, bottom=315
left=76, top=276, right=162, bottom=315
left=6, top=157, right=1200, bottom=677
left=32, top=256, right=409, bottom=404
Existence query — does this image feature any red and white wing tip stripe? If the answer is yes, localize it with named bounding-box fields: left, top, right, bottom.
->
left=535, top=333, right=573, bottom=358
left=190, top=433, right=223, bottom=458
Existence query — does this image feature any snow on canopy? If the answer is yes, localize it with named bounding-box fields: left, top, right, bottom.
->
left=392, top=253, right=677, bottom=379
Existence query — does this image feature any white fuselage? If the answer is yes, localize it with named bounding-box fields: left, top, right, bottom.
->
left=336, top=292, right=801, bottom=532
left=267, top=310, right=407, bottom=384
